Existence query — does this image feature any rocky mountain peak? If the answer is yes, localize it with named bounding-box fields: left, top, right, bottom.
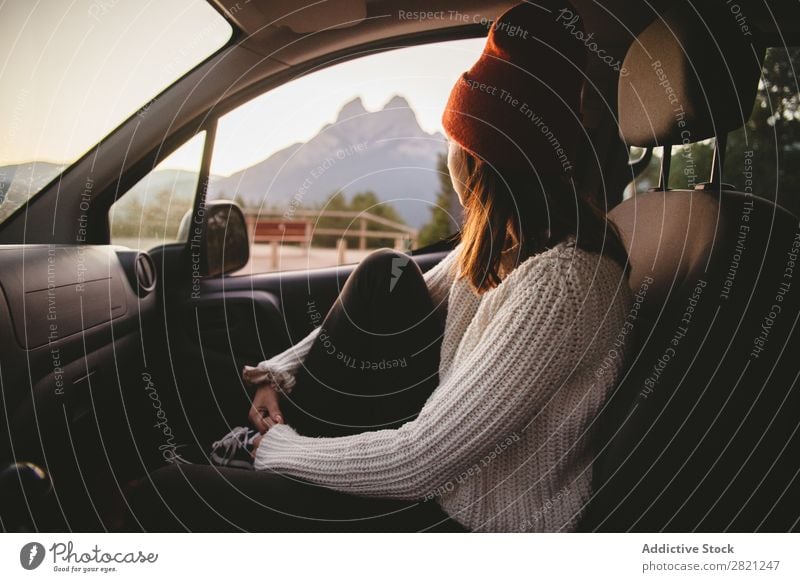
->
left=336, top=96, right=368, bottom=122
left=210, top=95, right=447, bottom=227
left=382, top=95, right=411, bottom=110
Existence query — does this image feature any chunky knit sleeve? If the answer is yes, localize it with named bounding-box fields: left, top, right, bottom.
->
left=253, top=255, right=586, bottom=500
left=245, top=249, right=458, bottom=393
left=243, top=327, right=320, bottom=392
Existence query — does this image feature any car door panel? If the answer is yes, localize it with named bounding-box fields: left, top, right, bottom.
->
left=0, top=245, right=162, bottom=530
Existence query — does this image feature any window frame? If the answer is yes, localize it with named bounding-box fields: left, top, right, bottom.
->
left=177, top=31, right=487, bottom=272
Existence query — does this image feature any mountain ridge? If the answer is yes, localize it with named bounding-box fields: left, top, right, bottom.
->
left=0, top=95, right=448, bottom=229
left=209, top=94, right=447, bottom=227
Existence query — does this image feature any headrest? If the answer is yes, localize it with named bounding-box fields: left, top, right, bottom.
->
left=618, top=1, right=764, bottom=147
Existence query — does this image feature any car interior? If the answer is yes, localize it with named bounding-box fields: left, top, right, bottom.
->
left=1, top=0, right=799, bottom=532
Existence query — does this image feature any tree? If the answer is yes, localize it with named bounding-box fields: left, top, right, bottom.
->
left=110, top=186, right=193, bottom=242
left=724, top=47, right=800, bottom=215
left=312, top=190, right=410, bottom=248
left=418, top=153, right=461, bottom=246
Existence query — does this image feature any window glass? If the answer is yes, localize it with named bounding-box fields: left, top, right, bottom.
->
left=110, top=132, right=205, bottom=249
left=209, top=38, right=485, bottom=274
left=0, top=0, right=231, bottom=224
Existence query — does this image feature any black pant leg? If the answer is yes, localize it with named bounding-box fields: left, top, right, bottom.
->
left=284, top=249, right=444, bottom=437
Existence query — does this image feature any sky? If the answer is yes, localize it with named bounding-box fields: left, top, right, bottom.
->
left=0, top=0, right=231, bottom=167
left=0, top=0, right=486, bottom=177
left=206, top=38, right=485, bottom=176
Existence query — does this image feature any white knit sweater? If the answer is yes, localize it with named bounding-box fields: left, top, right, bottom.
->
left=253, top=241, right=632, bottom=532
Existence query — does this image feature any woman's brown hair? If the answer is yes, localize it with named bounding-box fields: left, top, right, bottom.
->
left=454, top=146, right=628, bottom=294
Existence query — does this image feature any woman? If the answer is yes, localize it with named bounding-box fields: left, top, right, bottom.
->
left=138, top=1, right=631, bottom=533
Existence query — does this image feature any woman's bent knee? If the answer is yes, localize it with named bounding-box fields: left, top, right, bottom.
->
left=359, top=247, right=409, bottom=271
left=354, top=248, right=423, bottom=293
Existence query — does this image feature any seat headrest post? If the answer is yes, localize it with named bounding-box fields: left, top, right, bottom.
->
left=710, top=133, right=727, bottom=190
left=696, top=133, right=734, bottom=191
left=651, top=145, right=672, bottom=192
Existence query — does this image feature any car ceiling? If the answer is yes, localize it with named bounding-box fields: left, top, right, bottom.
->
left=211, top=0, right=800, bottom=60
left=206, top=0, right=800, bottom=121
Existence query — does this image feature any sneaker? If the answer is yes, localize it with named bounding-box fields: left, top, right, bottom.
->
left=209, top=426, right=260, bottom=469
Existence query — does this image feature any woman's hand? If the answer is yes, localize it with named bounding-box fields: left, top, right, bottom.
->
left=243, top=365, right=284, bottom=434
left=247, top=383, right=283, bottom=434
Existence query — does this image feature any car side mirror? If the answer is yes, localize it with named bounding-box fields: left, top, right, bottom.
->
left=200, top=200, right=250, bottom=277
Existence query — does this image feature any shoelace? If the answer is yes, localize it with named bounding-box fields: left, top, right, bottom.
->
left=211, top=426, right=252, bottom=460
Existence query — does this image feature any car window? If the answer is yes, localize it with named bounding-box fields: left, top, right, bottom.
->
left=0, top=0, right=231, bottom=225
left=109, top=132, right=205, bottom=250
left=627, top=47, right=800, bottom=217
left=209, top=38, right=484, bottom=274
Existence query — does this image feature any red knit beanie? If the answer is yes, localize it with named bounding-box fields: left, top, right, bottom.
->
left=443, top=1, right=588, bottom=176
